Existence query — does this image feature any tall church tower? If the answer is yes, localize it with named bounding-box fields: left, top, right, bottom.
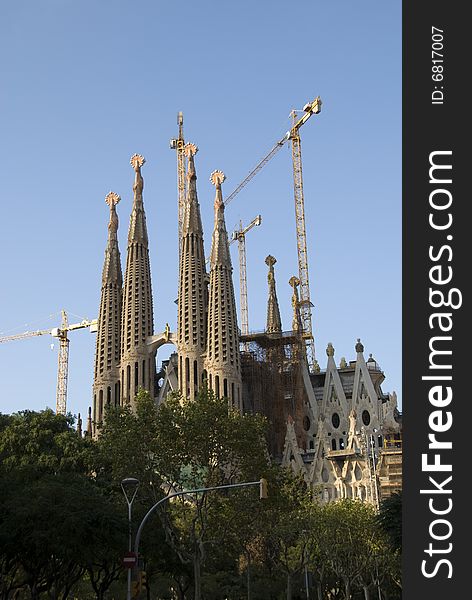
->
left=93, top=191, right=123, bottom=431
left=205, top=170, right=242, bottom=410
left=120, top=154, right=156, bottom=407
left=177, top=143, right=208, bottom=398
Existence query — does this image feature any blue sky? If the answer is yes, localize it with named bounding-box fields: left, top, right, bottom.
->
left=0, top=1, right=401, bottom=420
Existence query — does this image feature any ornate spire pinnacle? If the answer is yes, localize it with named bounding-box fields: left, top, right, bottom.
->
left=77, top=413, right=82, bottom=437
left=355, top=338, right=364, bottom=353
left=265, top=255, right=282, bottom=334
left=210, top=169, right=226, bottom=209
left=105, top=191, right=120, bottom=239
left=209, top=170, right=231, bottom=268
left=289, top=276, right=302, bottom=332
left=181, top=143, right=203, bottom=236
left=326, top=342, right=335, bottom=357
left=128, top=154, right=148, bottom=245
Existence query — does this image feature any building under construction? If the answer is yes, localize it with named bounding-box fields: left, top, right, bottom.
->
left=87, top=100, right=402, bottom=504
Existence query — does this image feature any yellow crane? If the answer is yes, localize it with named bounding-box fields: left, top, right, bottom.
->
left=224, top=97, right=322, bottom=370
left=0, top=310, right=98, bottom=415
left=231, top=215, right=262, bottom=340
left=169, top=111, right=187, bottom=254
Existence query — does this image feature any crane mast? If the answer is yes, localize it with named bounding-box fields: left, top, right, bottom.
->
left=290, top=114, right=315, bottom=369
left=232, top=215, right=262, bottom=341
left=170, top=112, right=186, bottom=254
left=224, top=97, right=321, bottom=370
left=0, top=310, right=97, bottom=414
left=55, top=310, right=69, bottom=415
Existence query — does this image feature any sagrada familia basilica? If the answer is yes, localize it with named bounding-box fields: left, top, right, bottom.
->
left=90, top=146, right=402, bottom=506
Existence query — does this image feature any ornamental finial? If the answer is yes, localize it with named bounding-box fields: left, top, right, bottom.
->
left=265, top=255, right=277, bottom=269
left=184, top=142, right=198, bottom=157
left=210, top=170, right=226, bottom=187
left=130, top=153, right=146, bottom=171
left=326, top=342, right=335, bottom=357
left=105, top=191, right=121, bottom=208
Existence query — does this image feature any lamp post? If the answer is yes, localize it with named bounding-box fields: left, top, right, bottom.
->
left=121, top=477, right=140, bottom=600
left=134, top=479, right=267, bottom=558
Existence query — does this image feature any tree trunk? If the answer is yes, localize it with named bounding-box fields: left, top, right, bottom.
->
left=246, top=555, right=251, bottom=600
left=193, top=555, right=202, bottom=600
left=363, top=585, right=370, bottom=600
left=317, top=582, right=323, bottom=600
left=286, top=573, right=292, bottom=600
left=345, top=581, right=351, bottom=600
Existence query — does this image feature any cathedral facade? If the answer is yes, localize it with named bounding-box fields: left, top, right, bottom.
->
left=92, top=146, right=401, bottom=504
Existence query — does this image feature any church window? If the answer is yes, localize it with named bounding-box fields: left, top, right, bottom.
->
left=362, top=410, right=371, bottom=426
left=107, top=386, right=111, bottom=405
left=331, top=438, right=337, bottom=451
left=215, top=375, right=220, bottom=398
left=339, top=438, right=345, bottom=450
left=99, top=390, right=103, bottom=422
left=223, top=378, right=228, bottom=398
left=331, top=412, right=340, bottom=429
left=303, top=416, right=310, bottom=431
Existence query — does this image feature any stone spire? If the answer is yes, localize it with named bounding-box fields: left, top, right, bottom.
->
left=205, top=170, right=242, bottom=411
left=265, top=255, right=282, bottom=334
left=289, top=276, right=303, bottom=333
left=93, top=191, right=123, bottom=433
left=120, top=155, right=156, bottom=407
left=86, top=406, right=93, bottom=438
left=177, top=143, right=208, bottom=399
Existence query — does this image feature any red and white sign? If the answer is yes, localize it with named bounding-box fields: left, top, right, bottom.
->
left=122, top=552, right=137, bottom=568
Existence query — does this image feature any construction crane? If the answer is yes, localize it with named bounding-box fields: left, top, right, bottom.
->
left=169, top=111, right=186, bottom=255
left=0, top=310, right=98, bottom=415
left=231, top=215, right=262, bottom=340
left=224, top=97, right=322, bottom=371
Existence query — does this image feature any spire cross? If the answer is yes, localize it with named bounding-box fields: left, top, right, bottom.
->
left=130, top=153, right=146, bottom=172
left=105, top=191, right=121, bottom=208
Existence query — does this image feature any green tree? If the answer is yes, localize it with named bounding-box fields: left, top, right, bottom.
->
left=152, top=387, right=269, bottom=600
left=0, top=409, right=128, bottom=600
left=378, top=492, right=402, bottom=553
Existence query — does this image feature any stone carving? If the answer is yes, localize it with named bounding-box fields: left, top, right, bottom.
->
left=130, top=153, right=146, bottom=170
left=184, top=142, right=198, bottom=157
left=105, top=191, right=121, bottom=207
left=210, top=169, right=226, bottom=187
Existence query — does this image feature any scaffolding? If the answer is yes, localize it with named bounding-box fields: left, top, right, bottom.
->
left=240, top=330, right=309, bottom=458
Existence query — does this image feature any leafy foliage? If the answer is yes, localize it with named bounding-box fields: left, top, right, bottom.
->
left=0, top=393, right=402, bottom=599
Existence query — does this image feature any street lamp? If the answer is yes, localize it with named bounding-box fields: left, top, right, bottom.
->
left=121, top=477, right=140, bottom=600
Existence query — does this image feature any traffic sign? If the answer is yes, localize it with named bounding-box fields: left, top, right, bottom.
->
left=122, top=551, right=137, bottom=568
